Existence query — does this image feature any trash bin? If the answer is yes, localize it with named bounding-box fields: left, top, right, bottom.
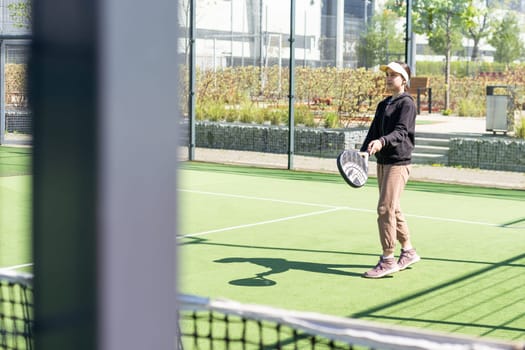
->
left=486, top=85, right=512, bottom=134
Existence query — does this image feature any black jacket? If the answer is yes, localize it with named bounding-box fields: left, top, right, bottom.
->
left=360, top=92, right=416, bottom=165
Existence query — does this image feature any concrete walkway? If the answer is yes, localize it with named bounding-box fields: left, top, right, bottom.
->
left=185, top=116, right=525, bottom=190
left=2, top=133, right=32, bottom=146
left=415, top=114, right=486, bottom=135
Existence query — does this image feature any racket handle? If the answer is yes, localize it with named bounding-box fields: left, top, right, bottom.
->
left=358, top=151, right=369, bottom=161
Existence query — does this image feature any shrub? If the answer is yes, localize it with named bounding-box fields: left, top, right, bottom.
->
left=324, top=112, right=340, bottom=128
left=294, top=105, right=315, bottom=127
left=189, top=63, right=525, bottom=130
left=254, top=110, right=265, bottom=124
left=197, top=101, right=227, bottom=121
left=238, top=103, right=255, bottom=124
left=225, top=108, right=237, bottom=123
left=456, top=98, right=485, bottom=117
left=268, top=108, right=287, bottom=125
left=515, top=116, right=525, bottom=139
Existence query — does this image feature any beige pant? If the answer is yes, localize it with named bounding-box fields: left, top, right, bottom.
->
left=376, top=164, right=411, bottom=257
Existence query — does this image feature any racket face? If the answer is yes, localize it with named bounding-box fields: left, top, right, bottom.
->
left=337, top=150, right=368, bottom=188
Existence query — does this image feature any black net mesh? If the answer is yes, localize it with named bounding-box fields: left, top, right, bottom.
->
left=0, top=272, right=33, bottom=350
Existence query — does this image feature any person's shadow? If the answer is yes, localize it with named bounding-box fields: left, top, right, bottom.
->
left=214, top=257, right=368, bottom=286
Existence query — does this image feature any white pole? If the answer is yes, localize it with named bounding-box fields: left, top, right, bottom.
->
left=241, top=0, right=245, bottom=66
left=278, top=34, right=282, bottom=93
left=213, top=38, right=217, bottom=73
left=230, top=0, right=234, bottom=66
left=335, top=0, right=344, bottom=68
left=98, top=0, right=178, bottom=348
left=304, top=10, right=307, bottom=67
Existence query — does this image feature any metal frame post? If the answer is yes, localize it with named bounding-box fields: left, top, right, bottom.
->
left=288, top=0, right=296, bottom=170
left=405, top=0, right=413, bottom=71
left=188, top=0, right=196, bottom=160
left=0, top=40, right=4, bottom=145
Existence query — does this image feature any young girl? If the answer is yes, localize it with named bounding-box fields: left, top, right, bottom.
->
left=361, top=61, right=420, bottom=278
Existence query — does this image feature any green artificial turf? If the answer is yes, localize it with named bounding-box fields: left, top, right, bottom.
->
left=0, top=146, right=32, bottom=177
left=0, top=146, right=32, bottom=269
left=1, top=154, right=523, bottom=345
left=179, top=161, right=525, bottom=342
left=0, top=175, right=32, bottom=269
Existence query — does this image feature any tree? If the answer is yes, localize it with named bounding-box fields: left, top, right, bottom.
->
left=463, top=0, right=492, bottom=61
left=488, top=13, right=524, bottom=66
left=7, top=1, right=31, bottom=29
left=412, top=0, right=475, bottom=111
left=356, top=9, right=405, bottom=68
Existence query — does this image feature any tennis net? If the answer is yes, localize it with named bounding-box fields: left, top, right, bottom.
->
left=178, top=294, right=524, bottom=350
left=0, top=272, right=522, bottom=350
left=0, top=271, right=33, bottom=350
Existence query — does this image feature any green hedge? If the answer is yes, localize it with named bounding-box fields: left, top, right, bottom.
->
left=190, top=64, right=525, bottom=126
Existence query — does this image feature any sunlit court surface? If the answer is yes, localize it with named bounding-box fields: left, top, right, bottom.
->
left=178, top=161, right=525, bottom=342
left=0, top=146, right=32, bottom=350
left=0, top=146, right=32, bottom=271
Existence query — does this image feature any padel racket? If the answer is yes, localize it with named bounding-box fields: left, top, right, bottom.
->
left=336, top=149, right=369, bottom=188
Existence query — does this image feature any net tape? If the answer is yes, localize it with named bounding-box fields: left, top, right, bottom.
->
left=0, top=270, right=33, bottom=350
left=178, top=294, right=524, bottom=350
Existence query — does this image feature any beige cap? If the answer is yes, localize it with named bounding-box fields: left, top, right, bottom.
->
left=380, top=62, right=410, bottom=87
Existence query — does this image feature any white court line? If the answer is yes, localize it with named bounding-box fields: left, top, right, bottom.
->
left=404, top=213, right=498, bottom=227
left=178, top=207, right=342, bottom=239
left=0, top=263, right=33, bottom=271
left=180, top=188, right=500, bottom=229
left=180, top=189, right=374, bottom=214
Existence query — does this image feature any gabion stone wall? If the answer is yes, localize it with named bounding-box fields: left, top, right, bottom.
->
left=195, top=121, right=368, bottom=158
left=5, top=113, right=32, bottom=134
left=186, top=121, right=524, bottom=172
left=449, top=138, right=525, bottom=172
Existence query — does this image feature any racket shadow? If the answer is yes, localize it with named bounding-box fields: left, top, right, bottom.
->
left=214, top=257, right=368, bottom=286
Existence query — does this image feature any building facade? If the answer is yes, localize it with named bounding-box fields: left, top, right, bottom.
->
left=181, top=0, right=525, bottom=70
